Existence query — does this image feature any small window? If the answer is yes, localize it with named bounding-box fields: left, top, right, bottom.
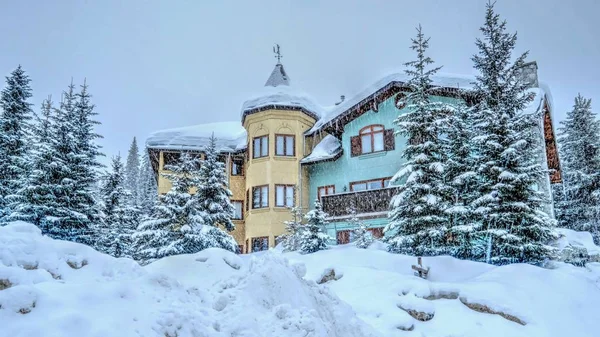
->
left=252, top=236, right=269, bottom=252
left=253, top=135, right=269, bottom=158
left=162, top=152, right=181, bottom=167
left=275, top=134, right=295, bottom=156
left=252, top=185, right=269, bottom=209
left=359, top=125, right=385, bottom=154
left=318, top=185, right=335, bottom=199
left=232, top=201, right=243, bottom=220
left=231, top=157, right=244, bottom=176
left=246, top=189, right=249, bottom=212
left=350, top=177, right=392, bottom=191
left=275, top=185, right=295, bottom=207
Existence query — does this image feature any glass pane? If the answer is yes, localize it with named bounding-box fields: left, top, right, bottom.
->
left=253, top=138, right=260, bottom=158
left=384, top=179, right=391, bottom=187
left=361, top=135, right=372, bottom=153
left=327, top=186, right=334, bottom=194
left=276, top=185, right=284, bottom=206
left=234, top=202, right=242, bottom=219
left=253, top=188, right=260, bottom=208
left=261, top=136, right=268, bottom=156
left=374, top=133, right=384, bottom=151
left=286, top=136, right=294, bottom=155
left=276, top=136, right=284, bottom=155
left=261, top=186, right=268, bottom=207
left=368, top=180, right=383, bottom=190
left=372, top=125, right=384, bottom=131
left=352, top=183, right=367, bottom=191
left=286, top=186, right=294, bottom=206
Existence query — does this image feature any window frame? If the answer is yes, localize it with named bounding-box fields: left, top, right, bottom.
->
left=251, top=236, right=269, bottom=252
left=231, top=157, right=244, bottom=176
left=275, top=134, right=295, bottom=157
left=275, top=184, right=295, bottom=207
left=252, top=185, right=269, bottom=209
left=252, top=135, right=269, bottom=159
left=359, top=124, right=385, bottom=154
left=317, top=185, right=336, bottom=200
left=350, top=177, right=392, bottom=192
left=231, top=200, right=244, bottom=220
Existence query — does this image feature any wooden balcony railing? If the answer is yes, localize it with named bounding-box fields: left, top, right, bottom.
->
left=321, top=187, right=399, bottom=217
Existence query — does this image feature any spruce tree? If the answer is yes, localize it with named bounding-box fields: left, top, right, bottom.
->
left=349, top=208, right=373, bottom=249
left=195, top=134, right=235, bottom=231
left=469, top=2, right=556, bottom=265
left=555, top=95, right=600, bottom=244
left=0, top=65, right=33, bottom=222
left=300, top=199, right=330, bottom=254
left=281, top=206, right=303, bottom=252
left=124, top=137, right=140, bottom=206
left=138, top=150, right=158, bottom=215
left=97, top=155, right=139, bottom=258
left=133, top=152, right=237, bottom=263
left=385, top=25, right=452, bottom=256
left=445, top=98, right=478, bottom=259
left=7, top=97, right=60, bottom=226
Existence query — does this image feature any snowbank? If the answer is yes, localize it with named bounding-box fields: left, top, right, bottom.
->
left=0, top=222, right=377, bottom=337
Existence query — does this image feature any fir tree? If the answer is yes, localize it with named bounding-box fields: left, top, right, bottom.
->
left=195, top=134, right=235, bottom=231
left=555, top=95, right=600, bottom=244
left=138, top=150, right=158, bottom=215
left=445, top=98, right=478, bottom=259
left=385, top=25, right=453, bottom=256
left=300, top=199, right=330, bottom=254
left=97, top=155, right=139, bottom=258
left=469, top=2, right=556, bottom=265
left=280, top=206, right=303, bottom=252
left=133, top=152, right=237, bottom=263
left=0, top=65, right=33, bottom=222
left=7, top=97, right=59, bottom=226
left=124, top=137, right=140, bottom=207
left=349, top=208, right=373, bottom=249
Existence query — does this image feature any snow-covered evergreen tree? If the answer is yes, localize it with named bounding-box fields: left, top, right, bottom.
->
left=7, top=97, right=59, bottom=226
left=280, top=206, right=303, bottom=252
left=300, top=199, right=330, bottom=254
left=133, top=152, right=237, bottom=263
left=195, top=134, right=235, bottom=231
left=555, top=95, right=600, bottom=244
left=138, top=150, right=158, bottom=215
left=349, top=208, right=373, bottom=249
left=124, top=137, right=140, bottom=207
left=444, top=98, right=478, bottom=259
left=97, top=155, right=139, bottom=258
left=385, top=25, right=452, bottom=256
left=469, top=2, right=556, bottom=265
left=0, top=65, right=33, bottom=223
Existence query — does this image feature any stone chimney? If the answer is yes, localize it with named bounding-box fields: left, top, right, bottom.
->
left=517, top=61, right=539, bottom=89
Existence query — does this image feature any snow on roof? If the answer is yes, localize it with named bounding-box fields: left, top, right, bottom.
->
left=146, top=121, right=247, bottom=152
left=265, top=63, right=290, bottom=87
left=241, top=84, right=323, bottom=118
left=307, top=72, right=475, bottom=134
left=300, top=135, right=342, bottom=164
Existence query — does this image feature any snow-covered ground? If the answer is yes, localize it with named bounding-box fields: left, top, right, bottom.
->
left=1, top=221, right=600, bottom=337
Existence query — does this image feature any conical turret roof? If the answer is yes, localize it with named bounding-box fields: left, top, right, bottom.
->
left=264, top=63, right=290, bottom=87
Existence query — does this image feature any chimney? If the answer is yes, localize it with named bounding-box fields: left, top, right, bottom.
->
left=335, top=95, right=345, bottom=106
left=517, top=61, right=539, bottom=89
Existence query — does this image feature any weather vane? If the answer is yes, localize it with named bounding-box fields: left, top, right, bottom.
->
left=273, top=44, right=282, bottom=63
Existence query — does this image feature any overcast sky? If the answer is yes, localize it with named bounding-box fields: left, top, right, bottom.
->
left=1, top=0, right=599, bottom=165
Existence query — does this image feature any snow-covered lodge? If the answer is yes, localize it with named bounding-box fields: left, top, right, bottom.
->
left=146, top=59, right=561, bottom=253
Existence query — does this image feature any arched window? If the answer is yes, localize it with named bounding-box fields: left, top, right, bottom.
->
left=359, top=125, right=384, bottom=154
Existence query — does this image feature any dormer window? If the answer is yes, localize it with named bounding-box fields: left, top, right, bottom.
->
left=359, top=125, right=385, bottom=154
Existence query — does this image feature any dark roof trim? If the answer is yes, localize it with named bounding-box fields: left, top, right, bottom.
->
left=241, top=104, right=319, bottom=124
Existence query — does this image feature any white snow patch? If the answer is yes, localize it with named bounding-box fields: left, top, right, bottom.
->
left=146, top=121, right=247, bottom=152
left=300, top=135, right=342, bottom=164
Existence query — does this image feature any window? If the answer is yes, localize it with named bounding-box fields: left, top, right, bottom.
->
left=350, top=177, right=392, bottom=191
left=275, top=134, right=295, bottom=156
left=162, top=152, right=181, bottom=167
left=360, top=125, right=384, bottom=154
left=238, top=245, right=244, bottom=254
left=232, top=201, right=243, bottom=220
left=252, top=236, right=269, bottom=252
left=252, top=185, right=269, bottom=209
left=275, top=185, right=295, bottom=207
left=246, top=189, right=249, bottom=212
left=231, top=157, right=244, bottom=176
left=318, top=185, right=335, bottom=199
left=253, top=135, right=269, bottom=158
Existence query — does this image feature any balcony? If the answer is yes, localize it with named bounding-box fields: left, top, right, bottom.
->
left=321, top=187, right=398, bottom=218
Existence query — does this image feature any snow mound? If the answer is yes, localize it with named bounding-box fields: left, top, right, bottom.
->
left=146, top=121, right=247, bottom=152
left=301, top=135, right=342, bottom=164
left=241, top=85, right=322, bottom=119
left=0, top=222, right=378, bottom=337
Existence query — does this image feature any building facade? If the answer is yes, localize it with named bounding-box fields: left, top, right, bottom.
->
left=146, top=60, right=561, bottom=253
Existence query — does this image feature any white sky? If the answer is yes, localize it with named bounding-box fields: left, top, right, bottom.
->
left=1, top=0, right=599, bottom=165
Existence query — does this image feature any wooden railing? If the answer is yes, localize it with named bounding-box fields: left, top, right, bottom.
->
left=321, top=187, right=398, bottom=217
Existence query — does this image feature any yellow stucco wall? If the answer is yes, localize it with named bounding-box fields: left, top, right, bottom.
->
left=243, top=109, right=315, bottom=251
